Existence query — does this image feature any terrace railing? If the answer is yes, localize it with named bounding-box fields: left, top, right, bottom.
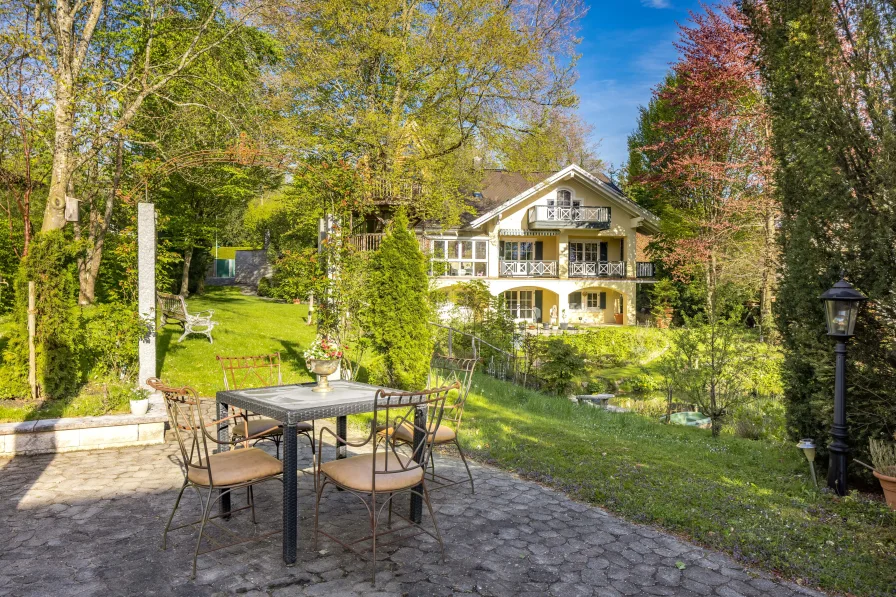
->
left=568, top=260, right=626, bottom=278
left=528, top=205, right=611, bottom=229
left=499, top=260, right=558, bottom=278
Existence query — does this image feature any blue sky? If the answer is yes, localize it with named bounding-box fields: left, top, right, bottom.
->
left=576, top=0, right=705, bottom=169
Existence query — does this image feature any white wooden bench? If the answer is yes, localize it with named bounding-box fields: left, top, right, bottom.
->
left=157, top=292, right=216, bottom=343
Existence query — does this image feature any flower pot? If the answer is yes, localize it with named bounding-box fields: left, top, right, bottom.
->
left=130, top=399, right=150, bottom=416
left=873, top=470, right=896, bottom=509
left=559, top=322, right=568, bottom=330
left=308, top=359, right=340, bottom=393
left=614, top=313, right=624, bottom=325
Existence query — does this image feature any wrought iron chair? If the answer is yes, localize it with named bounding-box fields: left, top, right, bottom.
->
left=388, top=356, right=477, bottom=493
left=313, top=383, right=459, bottom=585
left=149, top=378, right=283, bottom=579
left=216, top=353, right=315, bottom=459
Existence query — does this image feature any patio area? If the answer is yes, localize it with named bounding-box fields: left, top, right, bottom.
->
left=0, top=437, right=827, bottom=597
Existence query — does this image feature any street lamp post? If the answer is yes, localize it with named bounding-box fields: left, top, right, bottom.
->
left=819, top=277, right=867, bottom=496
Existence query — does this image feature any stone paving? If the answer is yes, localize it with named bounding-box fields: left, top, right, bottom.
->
left=0, top=435, right=828, bottom=597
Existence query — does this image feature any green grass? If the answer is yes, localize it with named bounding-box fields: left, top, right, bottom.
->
left=0, top=383, right=132, bottom=422
left=157, top=286, right=317, bottom=395
left=460, top=374, right=896, bottom=596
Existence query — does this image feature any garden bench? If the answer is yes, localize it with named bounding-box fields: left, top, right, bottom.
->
left=157, top=292, right=216, bottom=343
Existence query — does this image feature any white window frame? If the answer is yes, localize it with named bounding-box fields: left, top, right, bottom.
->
left=504, top=290, right=534, bottom=320
left=569, top=242, right=600, bottom=263
left=502, top=241, right=534, bottom=261
left=429, top=238, right=488, bottom=277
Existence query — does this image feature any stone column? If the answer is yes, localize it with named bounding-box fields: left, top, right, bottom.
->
left=138, top=203, right=156, bottom=389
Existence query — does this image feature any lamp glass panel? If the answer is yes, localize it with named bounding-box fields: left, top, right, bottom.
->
left=825, top=299, right=858, bottom=336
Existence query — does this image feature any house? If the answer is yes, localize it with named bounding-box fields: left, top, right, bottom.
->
left=351, top=164, right=660, bottom=326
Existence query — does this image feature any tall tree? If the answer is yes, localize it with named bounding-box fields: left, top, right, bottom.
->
left=490, top=106, right=605, bottom=175
left=269, top=0, right=585, bottom=222
left=627, top=4, right=777, bottom=326
left=0, top=0, right=264, bottom=233
left=744, top=0, right=896, bottom=461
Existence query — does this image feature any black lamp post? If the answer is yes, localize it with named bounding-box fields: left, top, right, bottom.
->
left=819, top=277, right=867, bottom=496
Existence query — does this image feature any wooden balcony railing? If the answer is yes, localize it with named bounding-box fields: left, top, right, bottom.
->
left=499, top=260, right=558, bottom=278
left=349, top=233, right=384, bottom=252
left=528, top=205, right=611, bottom=229
left=636, top=262, right=656, bottom=278
left=568, top=261, right=626, bottom=278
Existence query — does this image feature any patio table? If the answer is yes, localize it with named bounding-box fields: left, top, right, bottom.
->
left=215, top=379, right=426, bottom=565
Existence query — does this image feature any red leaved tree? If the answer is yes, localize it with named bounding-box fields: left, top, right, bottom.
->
left=637, top=3, right=777, bottom=324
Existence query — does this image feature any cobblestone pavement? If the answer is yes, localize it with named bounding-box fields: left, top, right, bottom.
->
left=0, top=437, right=827, bottom=597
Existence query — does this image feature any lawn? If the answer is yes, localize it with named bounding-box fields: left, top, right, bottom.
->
left=157, top=286, right=317, bottom=395
left=461, top=375, right=896, bottom=596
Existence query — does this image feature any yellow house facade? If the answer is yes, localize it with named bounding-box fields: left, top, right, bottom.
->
left=426, top=165, right=660, bottom=326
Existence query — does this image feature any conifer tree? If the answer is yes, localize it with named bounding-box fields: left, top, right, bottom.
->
left=363, top=210, right=432, bottom=390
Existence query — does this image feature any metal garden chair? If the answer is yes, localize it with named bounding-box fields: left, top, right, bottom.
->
left=388, top=356, right=477, bottom=493
left=216, top=353, right=315, bottom=459
left=149, top=378, right=283, bottom=579
left=313, top=383, right=459, bottom=585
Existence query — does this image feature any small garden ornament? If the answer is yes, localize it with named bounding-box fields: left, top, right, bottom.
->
left=304, top=336, right=343, bottom=393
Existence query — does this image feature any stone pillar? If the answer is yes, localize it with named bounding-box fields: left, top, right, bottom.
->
left=138, top=203, right=157, bottom=389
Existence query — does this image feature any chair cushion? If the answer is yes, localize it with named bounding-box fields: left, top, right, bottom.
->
left=392, top=422, right=456, bottom=444
left=188, top=447, right=282, bottom=487
left=232, top=417, right=313, bottom=438
left=320, top=452, right=424, bottom=492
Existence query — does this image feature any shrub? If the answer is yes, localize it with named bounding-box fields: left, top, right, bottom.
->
left=257, top=276, right=274, bottom=297
left=563, top=327, right=669, bottom=368
left=9, top=231, right=82, bottom=399
left=363, top=210, right=431, bottom=389
left=82, top=304, right=147, bottom=380
left=537, top=338, right=585, bottom=396
left=629, top=373, right=660, bottom=394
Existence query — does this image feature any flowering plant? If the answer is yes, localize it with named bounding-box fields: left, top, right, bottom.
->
left=304, top=336, right=343, bottom=361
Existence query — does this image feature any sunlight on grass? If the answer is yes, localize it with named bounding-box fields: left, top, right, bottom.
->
left=157, top=287, right=317, bottom=396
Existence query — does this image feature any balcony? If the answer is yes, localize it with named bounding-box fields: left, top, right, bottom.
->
left=636, top=261, right=656, bottom=278
left=349, top=233, right=384, bottom=252
left=500, top=260, right=558, bottom=278
left=528, top=205, right=611, bottom=230
left=569, top=261, right=626, bottom=278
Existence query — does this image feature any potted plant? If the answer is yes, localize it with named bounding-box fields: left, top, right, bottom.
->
left=129, top=388, right=151, bottom=416
left=304, top=335, right=343, bottom=393
left=559, top=309, right=568, bottom=330
left=870, top=435, right=896, bottom=509
left=614, top=311, right=624, bottom=325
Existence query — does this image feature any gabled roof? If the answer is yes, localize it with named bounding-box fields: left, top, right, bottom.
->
left=468, top=164, right=660, bottom=234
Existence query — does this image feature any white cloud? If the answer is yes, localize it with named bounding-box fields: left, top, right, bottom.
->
left=641, top=0, right=671, bottom=8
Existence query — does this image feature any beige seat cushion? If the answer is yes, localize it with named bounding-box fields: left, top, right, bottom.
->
left=232, top=417, right=312, bottom=439
left=392, top=422, right=456, bottom=444
left=188, top=447, right=282, bottom=487
left=320, top=452, right=424, bottom=492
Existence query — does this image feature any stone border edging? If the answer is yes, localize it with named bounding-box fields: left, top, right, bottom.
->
left=0, top=393, right=167, bottom=456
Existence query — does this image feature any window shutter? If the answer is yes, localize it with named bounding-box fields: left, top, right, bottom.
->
left=600, top=242, right=608, bottom=262
left=534, top=291, right=543, bottom=322
left=599, top=292, right=607, bottom=309
left=499, top=241, right=505, bottom=259
left=618, top=295, right=624, bottom=314
left=535, top=241, right=543, bottom=260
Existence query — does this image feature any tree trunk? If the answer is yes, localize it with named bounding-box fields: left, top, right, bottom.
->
left=43, top=80, right=76, bottom=232
left=710, top=417, right=722, bottom=437
left=180, top=247, right=193, bottom=296
left=78, top=139, right=122, bottom=305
